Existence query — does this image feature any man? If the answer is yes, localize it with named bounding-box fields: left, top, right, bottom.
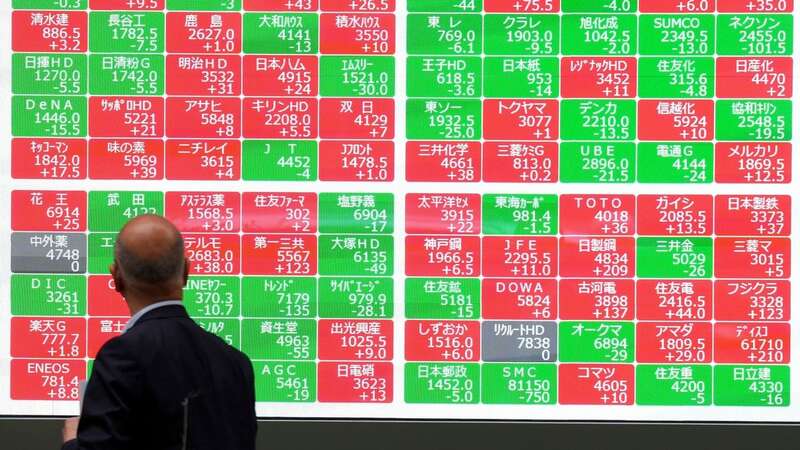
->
left=62, top=215, right=257, bottom=450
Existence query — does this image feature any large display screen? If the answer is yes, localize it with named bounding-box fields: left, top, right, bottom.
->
left=1, top=0, right=798, bottom=421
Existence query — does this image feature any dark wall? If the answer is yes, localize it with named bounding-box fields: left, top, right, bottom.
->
left=1, top=420, right=799, bottom=450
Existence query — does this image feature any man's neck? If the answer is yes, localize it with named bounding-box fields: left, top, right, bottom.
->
left=125, top=294, right=183, bottom=317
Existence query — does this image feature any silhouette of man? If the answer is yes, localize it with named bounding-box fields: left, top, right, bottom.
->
left=62, top=215, right=256, bottom=450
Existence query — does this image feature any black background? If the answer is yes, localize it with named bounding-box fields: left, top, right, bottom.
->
left=1, top=419, right=799, bottom=450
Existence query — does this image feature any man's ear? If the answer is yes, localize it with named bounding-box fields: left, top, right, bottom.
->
left=110, top=262, right=124, bottom=294
left=182, top=256, right=189, bottom=287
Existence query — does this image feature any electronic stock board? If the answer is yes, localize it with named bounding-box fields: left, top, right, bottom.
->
left=1, top=0, right=798, bottom=422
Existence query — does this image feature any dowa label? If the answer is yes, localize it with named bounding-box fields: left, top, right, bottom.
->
left=482, top=279, right=557, bottom=320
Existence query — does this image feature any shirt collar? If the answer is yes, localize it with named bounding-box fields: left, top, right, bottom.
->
left=125, top=300, right=185, bottom=332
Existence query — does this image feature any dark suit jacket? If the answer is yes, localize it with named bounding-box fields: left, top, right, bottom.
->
left=62, top=304, right=257, bottom=450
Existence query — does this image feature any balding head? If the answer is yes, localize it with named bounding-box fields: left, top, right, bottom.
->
left=112, top=215, right=187, bottom=300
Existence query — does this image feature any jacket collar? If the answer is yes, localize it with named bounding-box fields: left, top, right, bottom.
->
left=126, top=302, right=189, bottom=331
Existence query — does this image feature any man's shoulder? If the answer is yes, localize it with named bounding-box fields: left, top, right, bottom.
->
left=95, top=311, right=182, bottom=360
left=95, top=326, right=144, bottom=357
left=127, top=314, right=251, bottom=364
left=193, top=327, right=253, bottom=369
left=91, top=332, right=141, bottom=373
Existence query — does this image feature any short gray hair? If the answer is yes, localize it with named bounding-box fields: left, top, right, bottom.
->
left=115, top=234, right=185, bottom=285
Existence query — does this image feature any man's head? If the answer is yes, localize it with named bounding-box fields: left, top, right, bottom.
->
left=111, top=215, right=188, bottom=304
